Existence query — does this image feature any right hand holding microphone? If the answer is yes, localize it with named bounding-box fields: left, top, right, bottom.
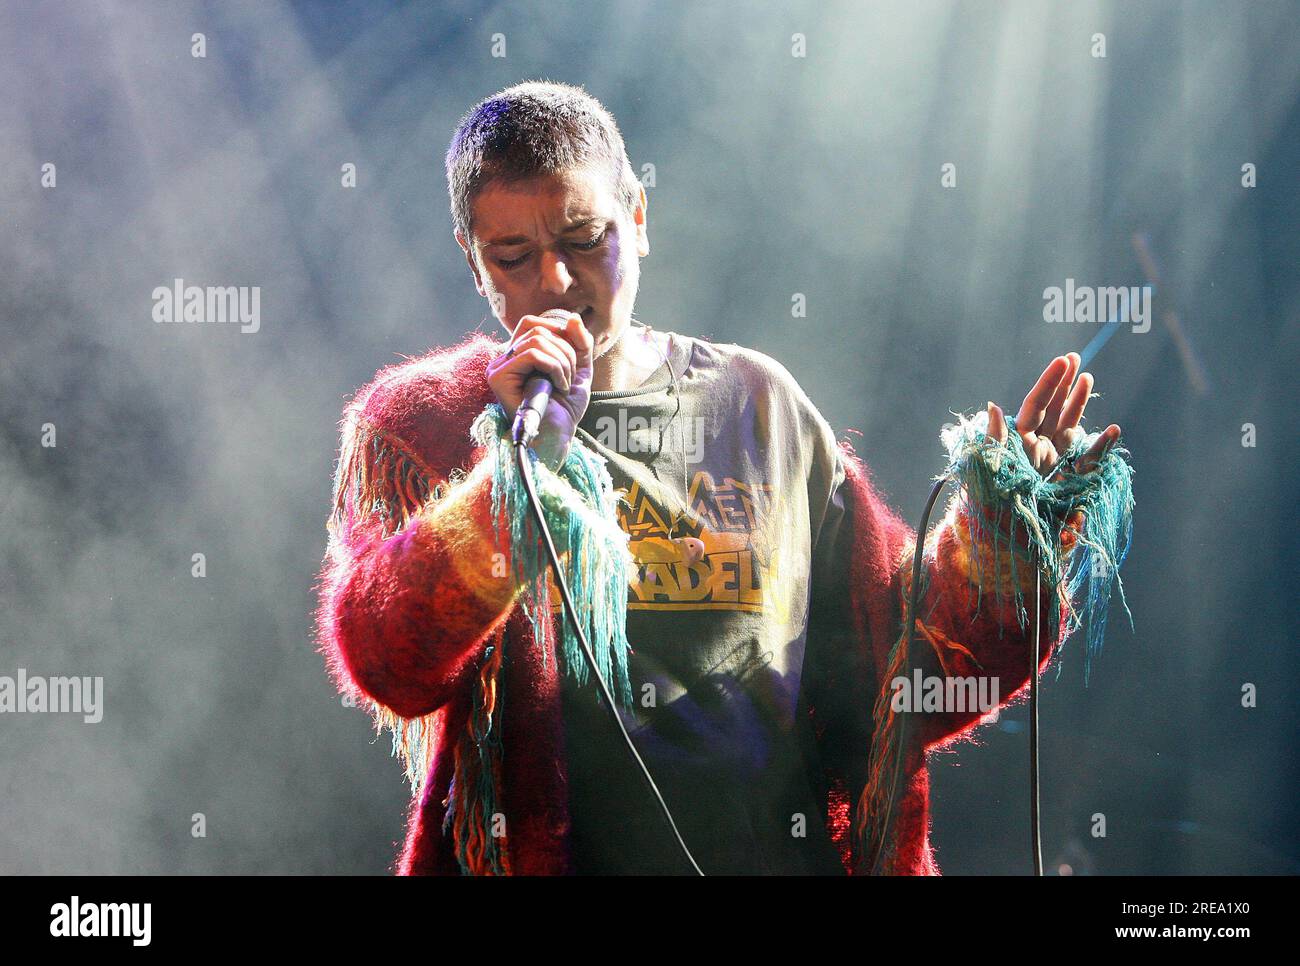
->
left=486, top=309, right=594, bottom=470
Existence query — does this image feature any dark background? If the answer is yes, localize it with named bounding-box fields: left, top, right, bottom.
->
left=1, top=0, right=1296, bottom=874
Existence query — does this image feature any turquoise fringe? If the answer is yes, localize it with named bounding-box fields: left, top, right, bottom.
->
left=940, top=411, right=1135, bottom=682
left=438, top=405, right=636, bottom=874
left=470, top=403, right=636, bottom=706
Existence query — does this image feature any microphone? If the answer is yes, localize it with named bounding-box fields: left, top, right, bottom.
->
left=510, top=308, right=577, bottom=447
left=512, top=372, right=553, bottom=447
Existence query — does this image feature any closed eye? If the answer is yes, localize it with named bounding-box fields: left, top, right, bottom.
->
left=495, top=230, right=607, bottom=270
left=572, top=230, right=607, bottom=251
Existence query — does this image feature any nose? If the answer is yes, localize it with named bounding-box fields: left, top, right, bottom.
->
left=538, top=249, right=574, bottom=294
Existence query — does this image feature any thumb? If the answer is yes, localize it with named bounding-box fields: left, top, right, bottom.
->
left=987, top=401, right=1008, bottom=444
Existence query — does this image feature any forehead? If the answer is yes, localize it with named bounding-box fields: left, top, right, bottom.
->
left=471, top=169, right=616, bottom=235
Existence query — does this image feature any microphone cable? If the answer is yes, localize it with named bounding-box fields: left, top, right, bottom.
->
left=511, top=436, right=705, bottom=876
left=1031, top=557, right=1043, bottom=876
left=869, top=473, right=1044, bottom=876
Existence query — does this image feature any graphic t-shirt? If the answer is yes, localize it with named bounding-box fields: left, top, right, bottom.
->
left=554, top=329, right=857, bottom=874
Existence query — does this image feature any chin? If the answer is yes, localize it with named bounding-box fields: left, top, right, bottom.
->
left=590, top=319, right=614, bottom=345
left=587, top=305, right=640, bottom=347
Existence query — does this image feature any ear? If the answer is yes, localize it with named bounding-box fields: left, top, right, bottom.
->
left=633, top=185, right=649, bottom=258
left=456, top=230, right=487, bottom=297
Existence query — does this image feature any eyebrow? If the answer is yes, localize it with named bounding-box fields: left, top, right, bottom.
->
left=483, top=217, right=602, bottom=248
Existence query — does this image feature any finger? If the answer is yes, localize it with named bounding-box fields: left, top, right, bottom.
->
left=555, top=311, right=595, bottom=366
left=508, top=345, right=573, bottom=393
left=529, top=310, right=593, bottom=369
left=1074, top=433, right=1107, bottom=475
left=1041, top=352, right=1080, bottom=437
left=1053, top=371, right=1094, bottom=451
left=522, top=326, right=578, bottom=379
left=511, top=312, right=575, bottom=342
left=492, top=328, right=575, bottom=388
left=1074, top=423, right=1119, bottom=474
left=986, top=401, right=1008, bottom=444
left=521, top=329, right=578, bottom=389
left=1016, top=356, right=1070, bottom=434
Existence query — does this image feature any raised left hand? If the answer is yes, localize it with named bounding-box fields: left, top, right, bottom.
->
left=987, top=352, right=1121, bottom=478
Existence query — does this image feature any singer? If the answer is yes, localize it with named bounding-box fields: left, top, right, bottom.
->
left=313, top=80, right=1133, bottom=875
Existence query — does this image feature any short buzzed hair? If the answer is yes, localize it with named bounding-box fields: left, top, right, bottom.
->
left=445, top=80, right=642, bottom=245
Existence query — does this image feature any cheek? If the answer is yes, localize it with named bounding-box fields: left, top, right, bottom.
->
left=482, top=264, right=507, bottom=290
left=597, top=231, right=634, bottom=290
left=485, top=267, right=521, bottom=296
left=614, top=249, right=640, bottom=295
left=607, top=248, right=634, bottom=290
left=481, top=274, right=516, bottom=319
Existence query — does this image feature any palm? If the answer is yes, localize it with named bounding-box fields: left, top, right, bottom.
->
left=987, top=352, right=1121, bottom=477
left=536, top=359, right=592, bottom=461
